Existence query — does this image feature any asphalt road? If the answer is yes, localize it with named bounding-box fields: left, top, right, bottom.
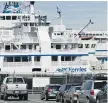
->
left=0, top=94, right=57, bottom=103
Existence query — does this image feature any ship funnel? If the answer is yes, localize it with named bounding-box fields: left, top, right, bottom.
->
left=30, top=1, right=35, bottom=21
left=30, top=1, right=35, bottom=5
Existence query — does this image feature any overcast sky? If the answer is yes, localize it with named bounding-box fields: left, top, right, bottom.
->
left=0, top=1, right=107, bottom=31
left=35, top=1, right=107, bottom=31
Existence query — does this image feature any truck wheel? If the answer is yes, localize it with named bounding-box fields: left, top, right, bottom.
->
left=0, top=94, right=3, bottom=100
left=4, top=94, right=8, bottom=101
left=56, top=96, right=59, bottom=102
left=24, top=94, right=28, bottom=100
left=19, top=95, right=23, bottom=100
left=45, top=95, right=48, bottom=101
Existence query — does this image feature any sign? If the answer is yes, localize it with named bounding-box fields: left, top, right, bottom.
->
left=56, top=67, right=87, bottom=73
left=33, top=77, right=50, bottom=87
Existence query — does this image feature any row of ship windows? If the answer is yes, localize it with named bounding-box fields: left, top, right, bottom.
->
left=2, top=44, right=96, bottom=51
left=0, top=16, right=30, bottom=20
left=3, top=44, right=37, bottom=50
left=4, top=56, right=77, bottom=62
left=52, top=44, right=96, bottom=49
left=54, top=33, right=107, bottom=36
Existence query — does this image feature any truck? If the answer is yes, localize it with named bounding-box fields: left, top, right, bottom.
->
left=0, top=76, right=28, bottom=101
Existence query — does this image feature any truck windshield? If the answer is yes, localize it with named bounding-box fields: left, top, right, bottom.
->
left=6, top=78, right=24, bottom=84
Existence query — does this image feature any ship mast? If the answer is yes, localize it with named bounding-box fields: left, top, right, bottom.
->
left=30, top=1, right=35, bottom=21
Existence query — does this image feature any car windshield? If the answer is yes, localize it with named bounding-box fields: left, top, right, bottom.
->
left=65, top=85, right=72, bottom=90
left=76, top=87, right=81, bottom=90
left=94, top=81, right=106, bottom=89
left=49, top=86, right=61, bottom=91
left=6, top=77, right=24, bottom=84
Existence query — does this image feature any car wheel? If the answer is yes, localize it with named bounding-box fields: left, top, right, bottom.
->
left=56, top=96, right=59, bottom=102
left=19, top=95, right=23, bottom=100
left=64, top=97, right=67, bottom=103
left=60, top=96, right=63, bottom=103
left=0, top=93, right=3, bottom=100
left=4, top=94, right=8, bottom=101
left=40, top=94, right=43, bottom=100
left=45, top=95, right=48, bottom=101
left=24, top=94, right=28, bottom=100
left=76, top=98, right=80, bottom=103
left=86, top=98, right=90, bottom=103
left=96, top=98, right=100, bottom=103
left=70, top=98, right=73, bottom=103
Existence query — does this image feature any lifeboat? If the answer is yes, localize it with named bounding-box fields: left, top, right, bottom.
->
left=80, top=36, right=93, bottom=40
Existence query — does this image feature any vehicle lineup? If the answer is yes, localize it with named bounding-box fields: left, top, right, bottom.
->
left=0, top=73, right=107, bottom=103
left=0, top=76, right=28, bottom=101
left=0, top=1, right=107, bottom=103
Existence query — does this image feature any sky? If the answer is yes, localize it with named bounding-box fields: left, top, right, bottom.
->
left=0, top=1, right=107, bottom=31
left=34, top=1, right=107, bottom=31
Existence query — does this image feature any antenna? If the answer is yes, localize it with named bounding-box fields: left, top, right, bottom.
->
left=56, top=6, right=63, bottom=25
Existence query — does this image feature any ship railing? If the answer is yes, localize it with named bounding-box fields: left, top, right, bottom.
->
left=4, top=49, right=40, bottom=53
left=52, top=61, right=88, bottom=66
left=61, top=61, right=88, bottom=66
left=3, top=61, right=41, bottom=67
left=13, top=36, right=39, bottom=43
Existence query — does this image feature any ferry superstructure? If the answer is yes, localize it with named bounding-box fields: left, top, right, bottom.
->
left=0, top=1, right=107, bottom=75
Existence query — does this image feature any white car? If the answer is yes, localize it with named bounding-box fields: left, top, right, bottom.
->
left=0, top=76, right=28, bottom=101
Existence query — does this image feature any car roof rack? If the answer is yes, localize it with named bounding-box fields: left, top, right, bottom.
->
left=91, top=73, right=108, bottom=80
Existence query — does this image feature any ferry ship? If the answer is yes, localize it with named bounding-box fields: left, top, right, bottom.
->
left=0, top=1, right=107, bottom=76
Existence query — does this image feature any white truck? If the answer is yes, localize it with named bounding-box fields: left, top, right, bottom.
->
left=0, top=76, right=28, bottom=101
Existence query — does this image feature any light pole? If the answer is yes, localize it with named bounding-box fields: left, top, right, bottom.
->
left=78, top=19, right=94, bottom=37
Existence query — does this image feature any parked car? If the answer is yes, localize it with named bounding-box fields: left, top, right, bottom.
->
left=0, top=76, right=28, bottom=101
left=64, top=86, right=81, bottom=103
left=40, top=84, right=61, bottom=101
left=96, top=83, right=108, bottom=103
left=56, top=83, right=81, bottom=103
left=77, top=73, right=107, bottom=103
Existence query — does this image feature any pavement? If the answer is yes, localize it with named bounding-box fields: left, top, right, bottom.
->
left=0, top=94, right=57, bottom=103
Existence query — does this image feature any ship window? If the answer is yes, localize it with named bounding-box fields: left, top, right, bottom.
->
left=72, top=56, right=76, bottom=61
left=30, top=23, right=34, bottom=26
left=12, top=16, right=17, bottom=20
left=57, top=33, right=60, bottom=35
left=35, top=23, right=37, bottom=26
left=61, top=56, right=65, bottom=61
left=20, top=45, right=26, bottom=49
left=85, top=44, right=89, bottom=48
left=28, top=56, right=31, bottom=61
left=12, top=45, right=17, bottom=50
left=24, top=23, right=27, bottom=26
left=34, top=56, right=40, bottom=61
left=32, top=68, right=41, bottom=72
left=78, top=44, right=83, bottom=48
left=56, top=45, right=61, bottom=49
left=7, top=57, right=13, bottom=62
left=0, top=16, right=5, bottom=20
left=15, top=57, right=21, bottom=62
left=54, top=33, right=56, bottom=35
left=65, top=56, right=71, bottom=61
left=64, top=45, right=68, bottom=49
left=28, top=16, right=30, bottom=20
left=91, top=44, right=96, bottom=48
left=5, top=45, right=10, bottom=50
left=61, top=32, right=63, bottom=35
left=34, top=45, right=36, bottom=49
left=52, top=56, right=58, bottom=61
left=22, top=56, right=28, bottom=62
left=6, top=16, right=11, bottom=20
left=18, top=16, right=20, bottom=19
